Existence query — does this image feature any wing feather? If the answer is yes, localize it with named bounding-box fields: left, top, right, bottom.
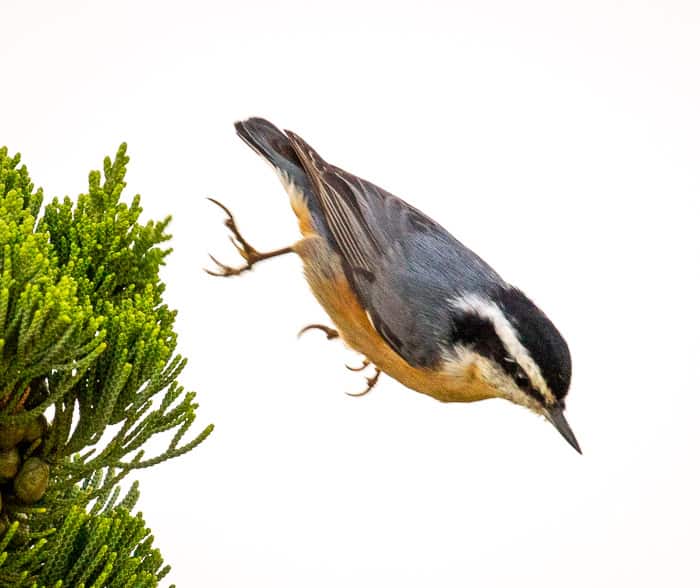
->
left=285, top=132, right=382, bottom=273
left=285, top=129, right=505, bottom=367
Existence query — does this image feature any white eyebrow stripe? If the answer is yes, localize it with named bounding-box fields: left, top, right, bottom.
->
left=449, top=293, right=555, bottom=405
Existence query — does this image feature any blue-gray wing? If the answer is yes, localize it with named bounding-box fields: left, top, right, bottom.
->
left=286, top=131, right=506, bottom=367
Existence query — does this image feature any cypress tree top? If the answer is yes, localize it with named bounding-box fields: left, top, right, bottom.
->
left=0, top=144, right=213, bottom=587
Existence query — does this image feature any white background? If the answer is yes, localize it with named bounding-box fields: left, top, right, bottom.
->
left=2, top=1, right=700, bottom=586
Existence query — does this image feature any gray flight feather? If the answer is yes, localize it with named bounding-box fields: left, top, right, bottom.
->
left=284, top=130, right=507, bottom=367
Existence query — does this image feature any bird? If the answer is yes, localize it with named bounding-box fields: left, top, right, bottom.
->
left=208, top=117, right=581, bottom=453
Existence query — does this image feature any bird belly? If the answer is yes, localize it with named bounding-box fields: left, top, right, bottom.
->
left=292, top=234, right=495, bottom=404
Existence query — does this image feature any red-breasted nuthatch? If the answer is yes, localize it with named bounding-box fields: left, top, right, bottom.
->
left=209, top=118, right=580, bottom=453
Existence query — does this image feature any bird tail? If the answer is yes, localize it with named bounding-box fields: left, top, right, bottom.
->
left=235, top=117, right=333, bottom=240
left=234, top=118, right=306, bottom=181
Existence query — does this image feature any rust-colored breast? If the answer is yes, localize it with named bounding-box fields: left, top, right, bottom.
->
left=291, top=232, right=496, bottom=404
left=287, top=183, right=317, bottom=238
left=283, top=181, right=497, bottom=404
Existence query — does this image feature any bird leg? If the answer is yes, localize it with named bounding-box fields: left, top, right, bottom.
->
left=297, top=324, right=340, bottom=340
left=206, top=197, right=294, bottom=277
left=346, top=366, right=382, bottom=397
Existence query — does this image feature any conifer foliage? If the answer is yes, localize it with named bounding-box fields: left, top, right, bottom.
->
left=0, top=144, right=213, bottom=587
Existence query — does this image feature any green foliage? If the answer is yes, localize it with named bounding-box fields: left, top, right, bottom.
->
left=0, top=145, right=213, bottom=586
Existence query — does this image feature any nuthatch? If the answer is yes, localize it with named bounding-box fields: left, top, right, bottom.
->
left=208, top=118, right=580, bottom=453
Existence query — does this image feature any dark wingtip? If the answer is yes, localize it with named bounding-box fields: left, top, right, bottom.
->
left=284, top=128, right=327, bottom=169
left=283, top=129, right=302, bottom=147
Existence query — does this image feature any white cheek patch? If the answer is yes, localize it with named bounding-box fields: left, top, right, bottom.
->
left=441, top=345, right=543, bottom=413
left=440, top=344, right=480, bottom=381
left=448, top=293, right=555, bottom=406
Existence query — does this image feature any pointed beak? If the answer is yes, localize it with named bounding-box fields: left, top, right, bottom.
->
left=544, top=404, right=582, bottom=454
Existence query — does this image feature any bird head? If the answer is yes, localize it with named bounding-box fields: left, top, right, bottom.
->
left=444, top=287, right=580, bottom=453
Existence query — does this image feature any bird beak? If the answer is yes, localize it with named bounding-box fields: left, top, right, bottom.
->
left=544, top=404, right=582, bottom=454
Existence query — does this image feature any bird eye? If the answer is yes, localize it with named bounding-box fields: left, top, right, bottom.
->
left=514, top=371, right=529, bottom=387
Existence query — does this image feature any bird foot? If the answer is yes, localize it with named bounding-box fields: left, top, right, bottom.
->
left=297, top=324, right=340, bottom=340
left=295, top=322, right=379, bottom=396
left=206, top=197, right=294, bottom=277
left=345, top=358, right=370, bottom=372
left=346, top=365, right=381, bottom=397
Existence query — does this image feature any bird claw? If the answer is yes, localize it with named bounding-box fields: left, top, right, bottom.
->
left=346, top=366, right=381, bottom=397
left=345, top=358, right=370, bottom=372
left=297, top=324, right=340, bottom=340
left=205, top=253, right=253, bottom=277
left=295, top=326, right=379, bottom=395
left=206, top=197, right=293, bottom=277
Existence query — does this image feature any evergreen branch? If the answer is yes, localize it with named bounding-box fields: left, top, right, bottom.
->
left=0, top=145, right=214, bottom=585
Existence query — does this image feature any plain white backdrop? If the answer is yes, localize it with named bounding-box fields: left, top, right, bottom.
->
left=2, top=1, right=700, bottom=586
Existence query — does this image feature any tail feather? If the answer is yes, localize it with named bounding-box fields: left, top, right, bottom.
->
left=234, top=118, right=305, bottom=181
left=234, top=117, right=334, bottom=243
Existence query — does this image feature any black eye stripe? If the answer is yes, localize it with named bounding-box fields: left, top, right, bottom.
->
left=494, top=287, right=571, bottom=401
left=514, top=370, right=529, bottom=386
left=503, top=360, right=546, bottom=405
left=451, top=311, right=546, bottom=405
